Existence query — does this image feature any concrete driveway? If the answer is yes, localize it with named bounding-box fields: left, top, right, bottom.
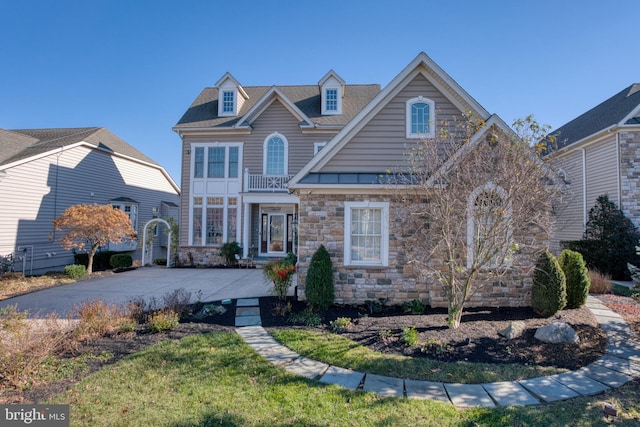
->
left=0, top=267, right=275, bottom=318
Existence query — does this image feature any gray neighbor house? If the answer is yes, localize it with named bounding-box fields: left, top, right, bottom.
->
left=173, top=52, right=550, bottom=308
left=545, top=84, right=640, bottom=250
left=0, top=127, right=180, bottom=275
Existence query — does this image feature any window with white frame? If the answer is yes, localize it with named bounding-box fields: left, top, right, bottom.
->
left=191, top=196, right=240, bottom=246
left=466, top=184, right=512, bottom=269
left=344, top=201, right=389, bottom=266
left=264, top=132, right=288, bottom=175
left=111, top=201, right=138, bottom=229
left=192, top=145, right=241, bottom=179
left=193, top=147, right=204, bottom=178
left=222, top=90, right=234, bottom=114
left=406, top=96, right=435, bottom=139
left=314, top=141, right=327, bottom=155
left=325, top=89, right=338, bottom=112
left=192, top=197, right=203, bottom=245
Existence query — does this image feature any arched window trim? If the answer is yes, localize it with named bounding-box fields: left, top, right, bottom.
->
left=263, top=132, right=289, bottom=175
left=466, top=182, right=513, bottom=269
left=406, top=96, right=435, bottom=139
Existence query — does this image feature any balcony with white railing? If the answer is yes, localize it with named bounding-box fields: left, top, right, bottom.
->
left=244, top=169, right=293, bottom=192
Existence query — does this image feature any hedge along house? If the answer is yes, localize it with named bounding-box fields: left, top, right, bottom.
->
left=175, top=52, right=551, bottom=306
left=0, top=127, right=180, bottom=275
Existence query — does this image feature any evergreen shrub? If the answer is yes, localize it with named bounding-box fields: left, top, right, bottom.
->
left=558, top=249, right=590, bottom=308
left=305, top=245, right=334, bottom=310
left=110, top=254, right=133, bottom=269
left=531, top=250, right=566, bottom=317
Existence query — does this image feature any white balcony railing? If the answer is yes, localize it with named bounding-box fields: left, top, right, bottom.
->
left=244, top=169, right=293, bottom=192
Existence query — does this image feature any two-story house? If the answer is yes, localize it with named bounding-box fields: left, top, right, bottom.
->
left=174, top=53, right=549, bottom=307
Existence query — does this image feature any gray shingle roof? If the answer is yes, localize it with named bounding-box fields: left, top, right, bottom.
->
left=0, top=127, right=159, bottom=167
left=550, top=83, right=640, bottom=150
left=174, top=84, right=381, bottom=129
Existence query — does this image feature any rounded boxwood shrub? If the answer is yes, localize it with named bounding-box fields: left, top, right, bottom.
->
left=64, top=264, right=87, bottom=279
left=531, top=250, right=566, bottom=317
left=305, top=245, right=334, bottom=310
left=110, top=253, right=133, bottom=269
left=558, top=249, right=590, bottom=309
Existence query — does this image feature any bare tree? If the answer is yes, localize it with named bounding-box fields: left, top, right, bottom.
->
left=394, top=114, right=561, bottom=329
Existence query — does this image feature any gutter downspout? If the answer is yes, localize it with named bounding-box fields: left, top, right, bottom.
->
left=579, top=148, right=587, bottom=229
left=616, top=131, right=622, bottom=207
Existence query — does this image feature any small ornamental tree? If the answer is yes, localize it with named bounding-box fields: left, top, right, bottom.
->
left=53, top=203, right=137, bottom=274
left=558, top=249, right=590, bottom=308
left=305, top=245, right=334, bottom=310
left=567, top=195, right=640, bottom=280
left=531, top=251, right=566, bottom=317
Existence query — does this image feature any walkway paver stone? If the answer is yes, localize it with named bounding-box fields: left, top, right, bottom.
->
left=482, top=381, right=540, bottom=406
left=444, top=383, right=495, bottom=408
left=234, top=293, right=640, bottom=407
left=552, top=371, right=610, bottom=396
left=518, top=377, right=579, bottom=402
left=319, top=366, right=365, bottom=390
left=577, top=364, right=634, bottom=388
left=284, top=357, right=330, bottom=380
left=362, top=374, right=404, bottom=397
left=404, top=380, right=449, bottom=402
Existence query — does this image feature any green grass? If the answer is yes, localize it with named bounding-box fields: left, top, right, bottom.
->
left=47, top=331, right=640, bottom=426
left=271, top=329, right=565, bottom=383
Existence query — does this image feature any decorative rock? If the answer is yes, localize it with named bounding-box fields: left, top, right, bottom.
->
left=534, top=321, right=578, bottom=344
left=499, top=321, right=526, bottom=339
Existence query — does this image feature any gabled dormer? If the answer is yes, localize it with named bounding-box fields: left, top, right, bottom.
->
left=319, top=70, right=345, bottom=115
left=215, top=72, right=249, bottom=117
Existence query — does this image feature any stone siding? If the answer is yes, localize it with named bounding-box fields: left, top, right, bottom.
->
left=296, top=192, right=544, bottom=308
left=619, top=130, right=640, bottom=229
left=176, top=246, right=225, bottom=267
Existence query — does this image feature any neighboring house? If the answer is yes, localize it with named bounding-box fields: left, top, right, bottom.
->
left=0, top=127, right=180, bottom=275
left=174, top=52, right=547, bottom=307
left=544, top=84, right=640, bottom=250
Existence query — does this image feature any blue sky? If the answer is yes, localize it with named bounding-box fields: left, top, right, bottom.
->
left=1, top=0, right=638, bottom=183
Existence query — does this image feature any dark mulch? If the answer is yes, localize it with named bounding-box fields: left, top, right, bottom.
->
left=261, top=296, right=608, bottom=370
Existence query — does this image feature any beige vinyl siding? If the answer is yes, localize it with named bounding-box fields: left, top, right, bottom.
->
left=1, top=145, right=178, bottom=275
left=551, top=150, right=585, bottom=245
left=320, top=73, right=462, bottom=173
left=585, top=138, right=619, bottom=209
left=178, top=99, right=339, bottom=246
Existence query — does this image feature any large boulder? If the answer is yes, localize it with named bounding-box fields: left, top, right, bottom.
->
left=499, top=321, right=526, bottom=339
left=534, top=321, right=579, bottom=344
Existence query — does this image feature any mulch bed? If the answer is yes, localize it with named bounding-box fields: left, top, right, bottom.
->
left=261, top=296, right=608, bottom=370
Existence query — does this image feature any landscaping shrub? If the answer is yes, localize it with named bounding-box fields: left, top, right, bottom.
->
left=219, top=241, right=242, bottom=266
left=588, top=270, right=612, bottom=294
left=401, top=326, right=419, bottom=346
left=558, top=249, right=590, bottom=308
left=264, top=258, right=296, bottom=301
left=305, top=245, right=334, bottom=310
left=402, top=299, right=426, bottom=314
left=564, top=195, right=640, bottom=280
left=288, top=308, right=323, bottom=326
left=153, top=258, right=167, bottom=266
left=162, top=288, right=192, bottom=315
left=110, top=253, right=132, bottom=269
left=64, top=264, right=87, bottom=279
left=531, top=250, right=566, bottom=317
left=329, top=317, right=352, bottom=333
left=0, top=305, right=69, bottom=387
left=74, top=251, right=118, bottom=272
left=74, top=300, right=131, bottom=339
left=147, top=309, right=179, bottom=333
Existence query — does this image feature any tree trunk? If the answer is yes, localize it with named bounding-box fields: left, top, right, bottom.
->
left=447, top=303, right=464, bottom=329
left=87, top=244, right=100, bottom=274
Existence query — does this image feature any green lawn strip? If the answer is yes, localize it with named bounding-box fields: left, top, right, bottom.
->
left=47, top=331, right=640, bottom=426
left=611, top=283, right=637, bottom=297
left=270, top=329, right=564, bottom=383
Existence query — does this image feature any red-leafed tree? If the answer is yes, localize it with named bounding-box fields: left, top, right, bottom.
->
left=53, top=203, right=137, bottom=273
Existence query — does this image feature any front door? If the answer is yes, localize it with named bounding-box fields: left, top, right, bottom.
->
left=261, top=212, right=294, bottom=255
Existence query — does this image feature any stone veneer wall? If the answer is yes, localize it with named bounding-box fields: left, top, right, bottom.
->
left=295, top=192, right=545, bottom=308
left=176, top=246, right=225, bottom=267
left=619, top=130, right=640, bottom=229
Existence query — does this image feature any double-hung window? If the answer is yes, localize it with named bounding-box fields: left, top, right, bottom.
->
left=406, top=97, right=435, bottom=139
left=344, top=202, right=389, bottom=266
left=222, top=90, right=234, bottom=114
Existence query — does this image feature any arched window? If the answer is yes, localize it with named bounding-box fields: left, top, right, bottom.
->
left=263, top=132, right=288, bottom=175
left=467, top=183, right=512, bottom=269
left=406, top=96, right=435, bottom=138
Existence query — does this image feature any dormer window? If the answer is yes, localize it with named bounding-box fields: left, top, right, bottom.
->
left=215, top=72, right=248, bottom=117
left=319, top=70, right=345, bottom=115
left=222, top=90, right=235, bottom=114
left=406, top=96, right=435, bottom=138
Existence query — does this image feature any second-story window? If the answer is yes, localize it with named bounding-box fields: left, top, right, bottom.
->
left=264, top=132, right=288, bottom=175
left=194, top=147, right=204, bottom=178
left=325, top=89, right=338, bottom=112
left=208, top=147, right=225, bottom=178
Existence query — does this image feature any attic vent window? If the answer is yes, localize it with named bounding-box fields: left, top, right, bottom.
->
left=406, top=96, right=435, bottom=138
left=222, top=91, right=235, bottom=114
